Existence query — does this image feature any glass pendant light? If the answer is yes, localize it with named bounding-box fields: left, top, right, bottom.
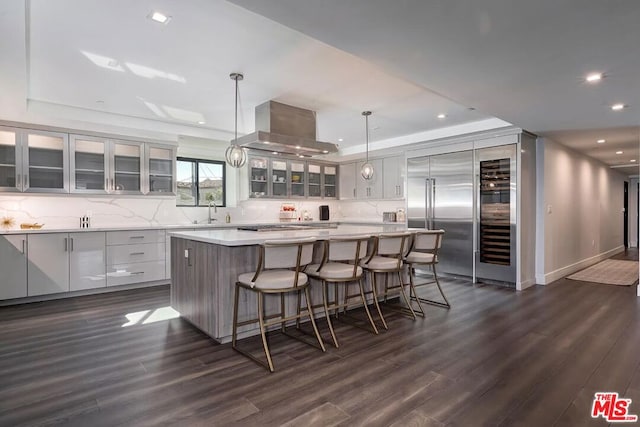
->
left=360, top=111, right=374, bottom=180
left=225, top=72, right=247, bottom=168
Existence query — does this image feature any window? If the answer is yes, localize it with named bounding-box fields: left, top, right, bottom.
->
left=176, top=157, right=226, bottom=207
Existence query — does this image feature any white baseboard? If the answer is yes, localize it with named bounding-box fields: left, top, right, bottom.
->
left=517, top=278, right=536, bottom=291
left=537, top=245, right=626, bottom=285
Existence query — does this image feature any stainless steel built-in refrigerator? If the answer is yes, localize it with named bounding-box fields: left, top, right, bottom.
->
left=407, top=145, right=516, bottom=284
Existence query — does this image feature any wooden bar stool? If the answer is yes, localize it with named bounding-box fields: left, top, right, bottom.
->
left=361, top=232, right=416, bottom=329
left=306, top=235, right=377, bottom=348
left=231, top=237, right=325, bottom=372
left=404, top=229, right=450, bottom=315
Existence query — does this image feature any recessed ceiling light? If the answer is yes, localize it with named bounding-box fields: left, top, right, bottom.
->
left=149, top=11, right=171, bottom=24
left=338, top=138, right=344, bottom=142
left=295, top=145, right=301, bottom=149
left=437, top=113, right=446, bottom=119
left=585, top=72, right=603, bottom=83
left=197, top=120, right=205, bottom=125
left=263, top=141, right=270, bottom=144
left=616, top=151, right=623, bottom=154
left=596, top=139, right=605, bottom=144
left=272, top=151, right=278, bottom=155
left=631, top=159, right=636, bottom=163
left=611, top=103, right=626, bottom=111
left=298, top=155, right=304, bottom=158
left=322, top=150, right=329, bottom=154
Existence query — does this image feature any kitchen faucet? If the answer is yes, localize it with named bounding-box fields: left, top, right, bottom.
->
left=208, top=201, right=217, bottom=223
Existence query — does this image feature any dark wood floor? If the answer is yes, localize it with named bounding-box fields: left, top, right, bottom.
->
left=1, top=253, right=639, bottom=427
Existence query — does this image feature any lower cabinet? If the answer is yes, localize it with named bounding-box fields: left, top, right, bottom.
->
left=0, top=235, right=27, bottom=299
left=69, top=232, right=106, bottom=291
left=27, top=232, right=106, bottom=296
left=106, top=230, right=166, bottom=286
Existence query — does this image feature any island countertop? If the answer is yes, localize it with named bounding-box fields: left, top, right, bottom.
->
left=168, top=224, right=407, bottom=246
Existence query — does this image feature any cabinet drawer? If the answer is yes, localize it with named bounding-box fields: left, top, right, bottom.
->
left=106, top=230, right=165, bottom=246
left=106, top=260, right=166, bottom=287
left=107, top=242, right=165, bottom=265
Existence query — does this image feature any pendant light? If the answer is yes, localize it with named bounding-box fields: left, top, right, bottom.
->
left=360, top=111, right=374, bottom=180
left=225, top=72, right=247, bottom=168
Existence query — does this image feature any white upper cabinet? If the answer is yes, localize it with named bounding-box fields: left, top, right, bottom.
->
left=339, top=162, right=357, bottom=200
left=383, top=155, right=405, bottom=199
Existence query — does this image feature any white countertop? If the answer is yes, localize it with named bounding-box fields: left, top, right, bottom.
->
left=0, top=219, right=394, bottom=235
left=169, top=224, right=407, bottom=246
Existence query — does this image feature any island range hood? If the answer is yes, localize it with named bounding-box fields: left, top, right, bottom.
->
left=232, top=100, right=339, bottom=157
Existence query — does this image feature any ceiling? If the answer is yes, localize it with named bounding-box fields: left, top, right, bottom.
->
left=0, top=0, right=638, bottom=174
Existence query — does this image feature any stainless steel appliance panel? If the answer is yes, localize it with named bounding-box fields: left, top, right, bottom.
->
left=475, top=144, right=516, bottom=283
left=429, top=151, right=474, bottom=277
left=407, top=157, right=429, bottom=228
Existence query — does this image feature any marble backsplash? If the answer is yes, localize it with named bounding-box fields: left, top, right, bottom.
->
left=0, top=195, right=406, bottom=229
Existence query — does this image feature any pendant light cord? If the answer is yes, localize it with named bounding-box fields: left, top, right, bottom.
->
left=234, top=76, right=238, bottom=144
left=365, top=113, right=369, bottom=162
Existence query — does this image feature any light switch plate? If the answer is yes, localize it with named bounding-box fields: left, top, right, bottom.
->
left=184, top=249, right=189, bottom=258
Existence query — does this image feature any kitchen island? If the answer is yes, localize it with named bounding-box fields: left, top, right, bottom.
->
left=169, top=224, right=406, bottom=343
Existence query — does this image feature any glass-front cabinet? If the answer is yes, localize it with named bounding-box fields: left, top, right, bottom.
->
left=70, top=136, right=144, bottom=194
left=24, top=131, right=69, bottom=193
left=113, top=141, right=143, bottom=194
left=308, top=164, right=322, bottom=198
left=0, top=127, right=21, bottom=191
left=70, top=135, right=108, bottom=193
left=0, top=128, right=69, bottom=193
left=0, top=124, right=177, bottom=195
left=249, top=157, right=268, bottom=197
left=272, top=160, right=288, bottom=197
left=146, top=144, right=175, bottom=194
left=248, top=155, right=338, bottom=199
left=290, top=161, right=306, bottom=197
left=323, top=166, right=337, bottom=198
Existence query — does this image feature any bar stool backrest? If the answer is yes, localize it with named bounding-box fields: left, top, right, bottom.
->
left=413, top=230, right=445, bottom=254
left=263, top=238, right=316, bottom=269
left=328, top=235, right=369, bottom=263
left=376, top=232, right=411, bottom=258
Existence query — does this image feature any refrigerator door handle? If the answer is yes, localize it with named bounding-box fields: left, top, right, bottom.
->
left=425, top=178, right=433, bottom=229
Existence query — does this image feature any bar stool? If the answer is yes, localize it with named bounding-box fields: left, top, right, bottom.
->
left=361, top=232, right=415, bottom=329
left=404, top=229, right=450, bottom=315
left=231, top=237, right=325, bottom=372
left=306, top=235, right=377, bottom=348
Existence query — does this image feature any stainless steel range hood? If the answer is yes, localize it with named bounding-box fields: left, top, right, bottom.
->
left=232, top=100, right=339, bottom=156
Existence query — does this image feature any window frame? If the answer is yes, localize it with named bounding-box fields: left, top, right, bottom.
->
left=176, top=157, right=226, bottom=207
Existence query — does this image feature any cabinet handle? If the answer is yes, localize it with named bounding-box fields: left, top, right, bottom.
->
left=130, top=271, right=145, bottom=275
left=21, top=239, right=25, bottom=254
left=110, top=178, right=114, bottom=191
left=130, top=252, right=145, bottom=255
left=16, top=174, right=20, bottom=189
left=24, top=174, right=28, bottom=188
left=353, top=188, right=356, bottom=197
left=187, top=248, right=192, bottom=266
left=64, top=238, right=68, bottom=252
left=70, top=238, right=74, bottom=252
left=130, top=236, right=145, bottom=239
left=105, top=178, right=109, bottom=191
